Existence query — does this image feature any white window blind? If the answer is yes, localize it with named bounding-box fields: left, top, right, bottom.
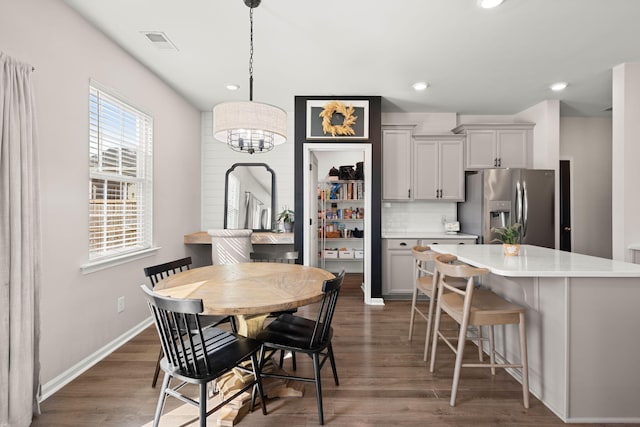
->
left=89, top=82, right=153, bottom=260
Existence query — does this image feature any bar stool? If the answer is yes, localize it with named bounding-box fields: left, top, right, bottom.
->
left=430, top=253, right=529, bottom=408
left=408, top=246, right=469, bottom=362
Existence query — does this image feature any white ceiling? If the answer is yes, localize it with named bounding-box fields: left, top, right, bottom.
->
left=63, top=0, right=640, bottom=117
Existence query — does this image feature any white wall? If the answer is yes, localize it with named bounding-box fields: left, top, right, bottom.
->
left=201, top=112, right=295, bottom=230
left=1, top=0, right=202, bottom=388
left=560, top=117, right=612, bottom=258
left=612, top=63, right=640, bottom=262
left=515, top=100, right=561, bottom=249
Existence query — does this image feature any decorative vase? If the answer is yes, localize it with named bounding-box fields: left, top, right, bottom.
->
left=503, top=243, right=520, bottom=256
left=283, top=221, right=293, bottom=233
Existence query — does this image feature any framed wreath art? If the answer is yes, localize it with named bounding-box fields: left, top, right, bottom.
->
left=306, top=100, right=369, bottom=139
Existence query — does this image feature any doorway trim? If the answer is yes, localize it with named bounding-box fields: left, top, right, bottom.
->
left=303, top=143, right=382, bottom=305
left=559, top=157, right=575, bottom=252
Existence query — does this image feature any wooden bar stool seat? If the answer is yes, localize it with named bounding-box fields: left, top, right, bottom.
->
left=430, top=253, right=529, bottom=408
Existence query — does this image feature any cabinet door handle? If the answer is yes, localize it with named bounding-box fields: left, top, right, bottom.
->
left=498, top=158, right=502, bottom=167
left=399, top=242, right=407, bottom=246
left=494, top=158, right=498, bottom=167
left=408, top=189, right=411, bottom=198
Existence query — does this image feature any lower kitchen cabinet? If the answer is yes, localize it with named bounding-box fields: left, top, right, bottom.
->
left=382, top=239, right=417, bottom=297
left=382, top=237, right=477, bottom=298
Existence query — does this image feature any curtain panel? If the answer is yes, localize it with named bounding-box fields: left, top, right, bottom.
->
left=0, top=52, right=41, bottom=427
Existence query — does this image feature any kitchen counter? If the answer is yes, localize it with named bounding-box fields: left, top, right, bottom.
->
left=430, top=244, right=640, bottom=277
left=381, top=232, right=478, bottom=240
left=429, top=244, right=640, bottom=423
left=184, top=231, right=294, bottom=245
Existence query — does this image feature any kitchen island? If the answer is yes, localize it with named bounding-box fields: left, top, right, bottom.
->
left=430, top=244, right=640, bottom=423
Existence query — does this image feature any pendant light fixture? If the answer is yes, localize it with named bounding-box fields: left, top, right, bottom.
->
left=213, top=0, right=286, bottom=154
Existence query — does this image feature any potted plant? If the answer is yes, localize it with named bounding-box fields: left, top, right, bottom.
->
left=277, top=207, right=294, bottom=232
left=491, top=223, right=522, bottom=256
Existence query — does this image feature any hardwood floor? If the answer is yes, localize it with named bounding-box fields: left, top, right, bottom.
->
left=32, top=274, right=606, bottom=426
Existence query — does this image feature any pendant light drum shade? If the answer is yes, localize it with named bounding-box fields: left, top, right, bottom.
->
left=213, top=101, right=286, bottom=153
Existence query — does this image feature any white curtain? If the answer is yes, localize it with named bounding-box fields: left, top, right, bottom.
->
left=0, top=52, right=41, bottom=426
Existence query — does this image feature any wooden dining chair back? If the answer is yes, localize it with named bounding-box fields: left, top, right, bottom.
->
left=144, top=256, right=192, bottom=288
left=430, top=254, right=529, bottom=408
left=140, top=285, right=267, bottom=427
left=256, top=269, right=345, bottom=425
left=144, top=257, right=233, bottom=387
left=250, top=251, right=299, bottom=264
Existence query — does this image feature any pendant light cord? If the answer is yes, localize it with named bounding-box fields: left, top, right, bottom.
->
left=249, top=6, right=254, bottom=102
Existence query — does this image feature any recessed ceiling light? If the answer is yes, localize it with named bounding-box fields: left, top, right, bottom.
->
left=412, top=81, right=429, bottom=91
left=225, top=84, right=240, bottom=91
left=550, top=82, right=568, bottom=91
left=479, top=0, right=504, bottom=8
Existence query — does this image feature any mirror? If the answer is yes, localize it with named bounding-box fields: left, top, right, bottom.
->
left=224, top=163, right=275, bottom=231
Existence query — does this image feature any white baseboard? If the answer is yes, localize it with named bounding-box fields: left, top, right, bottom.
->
left=40, top=317, right=154, bottom=402
left=366, top=297, right=385, bottom=306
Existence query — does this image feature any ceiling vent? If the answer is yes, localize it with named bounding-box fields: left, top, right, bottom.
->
left=141, top=31, right=179, bottom=51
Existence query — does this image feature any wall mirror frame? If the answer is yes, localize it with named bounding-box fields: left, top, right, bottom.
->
left=224, top=163, right=276, bottom=232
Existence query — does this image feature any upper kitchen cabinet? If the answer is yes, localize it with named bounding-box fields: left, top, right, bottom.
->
left=453, top=123, right=534, bottom=170
left=382, top=126, right=412, bottom=200
left=382, top=125, right=464, bottom=201
left=413, top=135, right=464, bottom=201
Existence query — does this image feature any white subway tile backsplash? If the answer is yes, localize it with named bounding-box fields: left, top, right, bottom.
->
left=382, top=201, right=457, bottom=234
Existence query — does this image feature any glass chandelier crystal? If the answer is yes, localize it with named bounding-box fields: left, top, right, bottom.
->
left=213, top=0, right=286, bottom=154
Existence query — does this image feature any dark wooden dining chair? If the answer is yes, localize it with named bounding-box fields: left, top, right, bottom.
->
left=250, top=251, right=300, bottom=368
left=140, top=285, right=267, bottom=427
left=144, top=256, right=234, bottom=387
left=250, top=250, right=299, bottom=264
left=255, top=269, right=345, bottom=425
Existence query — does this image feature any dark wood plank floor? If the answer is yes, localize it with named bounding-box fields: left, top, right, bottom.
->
left=32, top=274, right=609, bottom=426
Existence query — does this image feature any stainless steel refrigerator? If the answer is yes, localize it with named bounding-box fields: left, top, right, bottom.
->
left=458, top=169, right=555, bottom=248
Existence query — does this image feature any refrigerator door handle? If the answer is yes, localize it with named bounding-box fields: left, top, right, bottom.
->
left=522, top=182, right=529, bottom=238
left=515, top=180, right=523, bottom=226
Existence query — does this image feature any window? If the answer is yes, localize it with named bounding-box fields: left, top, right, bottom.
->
left=88, top=81, right=153, bottom=261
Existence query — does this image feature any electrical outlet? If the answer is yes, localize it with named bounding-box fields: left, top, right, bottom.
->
left=117, top=296, right=125, bottom=313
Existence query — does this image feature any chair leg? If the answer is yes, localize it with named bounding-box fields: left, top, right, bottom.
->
left=519, top=313, right=530, bottom=409
left=312, top=353, right=325, bottom=425
left=450, top=317, right=470, bottom=407
left=291, top=351, right=297, bottom=371
left=429, top=296, right=444, bottom=372
left=153, top=373, right=171, bottom=427
left=250, top=353, right=268, bottom=415
left=199, top=383, right=207, bottom=427
left=328, top=343, right=339, bottom=386
left=152, top=347, right=163, bottom=387
left=408, top=286, right=419, bottom=340
left=477, top=325, right=484, bottom=362
left=423, top=293, right=436, bottom=362
left=489, top=325, right=496, bottom=375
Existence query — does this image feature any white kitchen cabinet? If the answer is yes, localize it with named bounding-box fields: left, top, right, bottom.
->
left=453, top=123, right=534, bottom=170
left=413, top=136, right=464, bottom=201
left=383, top=126, right=464, bottom=201
left=382, top=237, right=476, bottom=298
left=382, top=127, right=412, bottom=200
left=382, top=239, right=417, bottom=296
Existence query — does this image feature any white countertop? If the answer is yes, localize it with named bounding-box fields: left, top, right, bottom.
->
left=382, top=232, right=478, bottom=240
left=429, top=244, right=640, bottom=278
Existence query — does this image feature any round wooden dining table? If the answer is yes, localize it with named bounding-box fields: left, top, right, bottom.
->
left=154, top=262, right=335, bottom=337
left=153, top=262, right=335, bottom=425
